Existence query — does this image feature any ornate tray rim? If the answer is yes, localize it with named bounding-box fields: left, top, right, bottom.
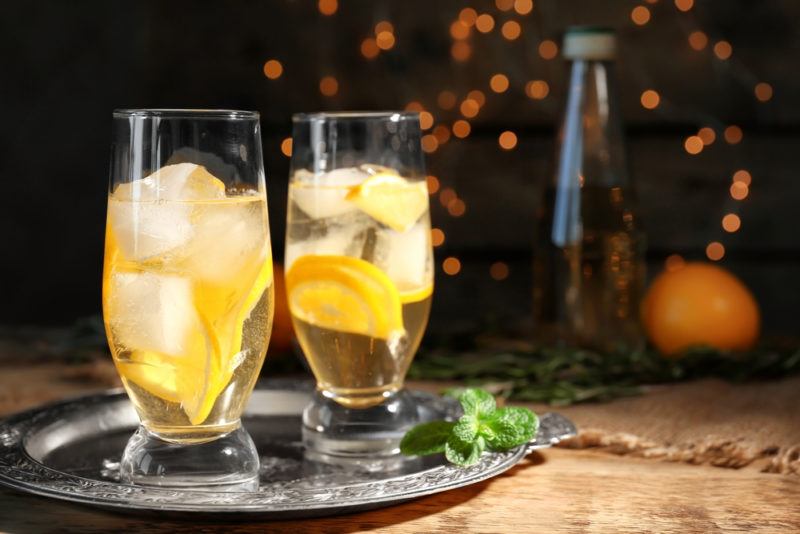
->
left=0, top=387, right=576, bottom=515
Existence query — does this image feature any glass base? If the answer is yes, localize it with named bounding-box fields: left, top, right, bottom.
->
left=120, top=425, right=259, bottom=491
left=302, top=389, right=419, bottom=471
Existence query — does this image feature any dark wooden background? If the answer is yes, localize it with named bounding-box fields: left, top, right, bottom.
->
left=1, top=0, right=797, bottom=335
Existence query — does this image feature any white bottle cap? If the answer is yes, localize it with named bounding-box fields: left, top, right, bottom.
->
left=562, top=27, right=616, bottom=60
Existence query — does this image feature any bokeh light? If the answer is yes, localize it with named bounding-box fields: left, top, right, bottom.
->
left=421, top=134, right=439, bottom=153
left=376, top=31, right=395, bottom=50
left=514, top=0, right=533, bottom=15
left=263, top=59, right=283, bottom=79
left=460, top=99, right=480, bottom=118
left=490, top=73, right=510, bottom=93
left=684, top=136, right=704, bottom=155
left=501, top=21, right=522, bottom=40
left=490, top=262, right=510, bottom=280
left=730, top=182, right=749, bottom=200
left=450, top=20, right=471, bottom=40
left=755, top=82, right=773, bottom=102
left=631, top=6, right=651, bottom=25
left=495, top=0, right=514, bottom=11
left=640, top=89, right=660, bottom=109
left=360, top=38, right=379, bottom=59
left=665, top=254, right=686, bottom=272
left=706, top=242, right=725, bottom=261
left=697, top=127, right=716, bottom=145
left=538, top=40, right=558, bottom=59
left=452, top=120, right=471, bottom=138
left=675, top=0, right=694, bottom=12
left=459, top=7, right=478, bottom=26
left=439, top=187, right=457, bottom=207
left=467, top=90, right=486, bottom=107
left=280, top=137, right=292, bottom=157
left=448, top=198, right=466, bottom=217
left=475, top=14, right=495, bottom=33
left=437, top=90, right=457, bottom=110
left=724, top=125, right=743, bottom=144
left=499, top=131, right=518, bottom=150
left=433, top=124, right=451, bottom=144
left=319, top=76, right=339, bottom=96
left=451, top=41, right=472, bottom=62
left=722, top=213, right=741, bottom=233
left=713, top=40, right=733, bottom=60
left=374, top=21, right=394, bottom=34
left=426, top=175, right=440, bottom=195
left=526, top=80, right=549, bottom=99
left=732, top=169, right=752, bottom=185
left=419, top=111, right=434, bottom=130
left=431, top=228, right=445, bottom=247
left=318, top=0, right=337, bottom=15
left=442, top=257, right=462, bottom=275
left=688, top=31, right=708, bottom=50
left=405, top=101, right=424, bottom=112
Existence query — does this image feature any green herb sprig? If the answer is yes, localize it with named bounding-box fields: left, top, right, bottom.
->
left=400, top=388, right=538, bottom=467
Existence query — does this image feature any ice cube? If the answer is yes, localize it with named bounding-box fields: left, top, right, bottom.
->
left=109, top=164, right=227, bottom=262
left=285, top=224, right=362, bottom=271
left=108, top=271, right=198, bottom=357
left=182, top=200, right=268, bottom=282
left=378, top=222, right=431, bottom=290
left=290, top=167, right=368, bottom=219
left=113, top=163, right=226, bottom=201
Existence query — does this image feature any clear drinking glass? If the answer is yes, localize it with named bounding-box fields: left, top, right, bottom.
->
left=103, top=109, right=274, bottom=490
left=285, top=112, right=433, bottom=467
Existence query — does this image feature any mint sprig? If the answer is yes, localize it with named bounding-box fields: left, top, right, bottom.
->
left=400, top=388, right=539, bottom=467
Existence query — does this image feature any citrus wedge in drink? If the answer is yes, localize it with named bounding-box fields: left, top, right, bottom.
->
left=346, top=173, right=428, bottom=232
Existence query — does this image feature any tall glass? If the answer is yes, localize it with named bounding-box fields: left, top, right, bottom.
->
left=103, top=109, right=274, bottom=490
left=285, top=112, right=433, bottom=466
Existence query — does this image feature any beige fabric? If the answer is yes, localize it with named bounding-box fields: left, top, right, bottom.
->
left=541, top=376, right=800, bottom=474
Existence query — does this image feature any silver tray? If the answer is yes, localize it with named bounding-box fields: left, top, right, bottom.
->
left=0, top=381, right=576, bottom=518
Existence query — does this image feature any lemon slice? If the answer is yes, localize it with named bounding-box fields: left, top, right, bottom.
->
left=116, top=351, right=183, bottom=404
left=286, top=255, right=403, bottom=339
left=399, top=283, right=433, bottom=304
left=346, top=173, right=428, bottom=232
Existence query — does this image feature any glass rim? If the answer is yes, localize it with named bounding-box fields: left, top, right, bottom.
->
left=113, top=109, right=259, bottom=120
left=292, top=111, right=420, bottom=122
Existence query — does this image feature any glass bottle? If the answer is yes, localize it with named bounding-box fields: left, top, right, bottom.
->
left=533, top=27, right=646, bottom=352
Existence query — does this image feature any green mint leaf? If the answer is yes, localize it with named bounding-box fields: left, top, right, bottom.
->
left=482, top=407, right=539, bottom=451
left=400, top=421, right=455, bottom=456
left=458, top=388, right=496, bottom=418
left=445, top=434, right=485, bottom=467
left=452, top=415, right=479, bottom=442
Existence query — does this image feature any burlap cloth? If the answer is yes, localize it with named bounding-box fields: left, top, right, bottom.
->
left=2, top=356, right=799, bottom=476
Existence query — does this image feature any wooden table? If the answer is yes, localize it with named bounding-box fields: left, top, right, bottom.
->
left=1, top=361, right=799, bottom=533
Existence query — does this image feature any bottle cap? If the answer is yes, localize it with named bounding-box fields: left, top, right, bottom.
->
left=562, top=26, right=616, bottom=60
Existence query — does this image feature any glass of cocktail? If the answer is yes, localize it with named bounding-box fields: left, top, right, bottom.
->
left=285, top=112, right=433, bottom=466
left=103, top=109, right=274, bottom=490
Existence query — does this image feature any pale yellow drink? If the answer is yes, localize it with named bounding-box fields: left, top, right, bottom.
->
left=285, top=168, right=433, bottom=408
left=103, top=164, right=273, bottom=443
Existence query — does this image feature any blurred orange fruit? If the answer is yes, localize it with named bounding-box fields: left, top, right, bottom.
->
left=269, top=264, right=295, bottom=353
left=641, top=262, right=760, bottom=356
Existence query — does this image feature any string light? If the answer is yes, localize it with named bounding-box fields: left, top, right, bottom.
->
left=732, top=170, right=752, bottom=185
left=437, top=91, right=457, bottom=110
left=439, top=188, right=457, bottom=207
left=419, top=111, right=434, bottom=130
left=490, top=74, right=510, bottom=93
left=495, top=0, right=514, bottom=11
left=498, top=131, right=518, bottom=150
left=431, top=228, right=445, bottom=247
left=684, top=135, right=704, bottom=155
left=697, top=127, right=716, bottom=145
left=442, top=257, right=462, bottom=275
left=421, top=134, right=439, bottom=153
left=451, top=41, right=472, bottom=62
left=263, top=59, right=283, bottom=79
left=526, top=80, right=549, bottom=99
left=514, top=0, right=533, bottom=15
left=280, top=138, right=293, bottom=157
left=640, top=89, right=660, bottom=109
left=730, top=182, right=749, bottom=200
left=490, top=262, right=510, bottom=280
left=361, top=38, right=379, bottom=59
left=433, top=124, right=451, bottom=144
left=755, top=82, right=773, bottom=102
left=460, top=99, right=480, bottom=118
left=665, top=254, right=686, bottom=272
left=631, top=6, right=651, bottom=25
left=706, top=242, right=725, bottom=261
left=319, top=76, right=339, bottom=96
left=722, top=213, right=741, bottom=233
left=501, top=21, right=522, bottom=40
left=452, top=120, right=471, bottom=138
left=675, top=0, right=693, bottom=12
left=724, top=125, right=743, bottom=144
left=538, top=40, right=558, bottom=60
left=318, top=0, right=337, bottom=15
left=426, top=175, right=440, bottom=194
left=475, top=14, right=495, bottom=33
left=688, top=31, right=708, bottom=51
left=713, top=41, right=732, bottom=60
